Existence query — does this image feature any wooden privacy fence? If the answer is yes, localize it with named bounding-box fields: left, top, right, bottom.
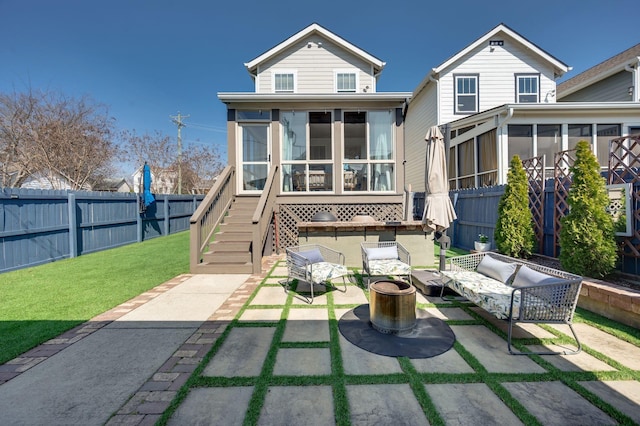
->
left=0, top=188, right=203, bottom=273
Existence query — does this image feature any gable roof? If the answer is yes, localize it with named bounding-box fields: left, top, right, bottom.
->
left=557, top=43, right=640, bottom=97
left=244, top=23, right=386, bottom=76
left=412, top=23, right=570, bottom=98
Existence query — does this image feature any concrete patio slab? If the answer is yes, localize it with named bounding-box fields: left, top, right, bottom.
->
left=168, top=386, right=254, bottom=426
left=347, top=384, right=428, bottom=425
left=468, top=306, right=557, bottom=339
left=259, top=385, right=334, bottom=426
left=269, top=265, right=289, bottom=277
left=203, top=327, right=275, bottom=377
left=273, top=348, right=332, bottom=376
left=238, top=308, right=283, bottom=322
left=250, top=286, right=289, bottom=306
left=503, top=381, right=616, bottom=425
left=331, top=284, right=369, bottom=305
left=410, top=348, right=475, bottom=374
left=526, top=344, right=617, bottom=372
left=450, top=325, right=547, bottom=373
left=424, top=306, right=474, bottom=321
left=0, top=327, right=193, bottom=426
left=338, top=334, right=403, bottom=375
left=282, top=308, right=330, bottom=342
left=425, top=383, right=524, bottom=425
left=549, top=323, right=640, bottom=370
left=577, top=380, right=640, bottom=423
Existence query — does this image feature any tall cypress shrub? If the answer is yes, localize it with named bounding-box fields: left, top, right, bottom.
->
left=495, top=155, right=536, bottom=258
left=559, top=140, right=617, bottom=278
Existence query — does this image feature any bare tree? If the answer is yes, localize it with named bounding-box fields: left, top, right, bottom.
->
left=0, top=89, right=119, bottom=189
left=120, top=130, right=224, bottom=194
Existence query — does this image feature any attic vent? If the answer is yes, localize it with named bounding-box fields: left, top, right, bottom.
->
left=489, top=40, right=504, bottom=46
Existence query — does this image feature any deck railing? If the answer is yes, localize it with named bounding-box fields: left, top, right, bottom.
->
left=251, top=166, right=279, bottom=273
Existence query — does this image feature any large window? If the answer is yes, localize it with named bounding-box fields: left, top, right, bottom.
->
left=336, top=71, right=357, bottom=92
left=343, top=110, right=394, bottom=191
left=457, top=139, right=475, bottom=189
left=568, top=124, right=591, bottom=151
left=455, top=75, right=478, bottom=114
left=274, top=72, right=295, bottom=93
left=477, top=130, right=497, bottom=186
left=516, top=74, right=539, bottom=103
left=537, top=124, right=561, bottom=178
left=508, top=125, right=533, bottom=161
left=597, top=124, right=621, bottom=168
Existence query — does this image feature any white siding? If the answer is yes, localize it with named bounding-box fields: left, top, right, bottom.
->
left=438, top=34, right=558, bottom=124
left=404, top=85, right=438, bottom=192
left=256, top=35, right=375, bottom=94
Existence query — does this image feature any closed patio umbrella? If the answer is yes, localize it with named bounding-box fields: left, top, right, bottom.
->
left=142, top=163, right=155, bottom=207
left=422, top=126, right=457, bottom=269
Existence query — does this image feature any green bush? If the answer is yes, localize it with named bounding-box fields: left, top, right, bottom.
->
left=559, top=140, right=617, bottom=278
left=495, top=155, right=536, bottom=258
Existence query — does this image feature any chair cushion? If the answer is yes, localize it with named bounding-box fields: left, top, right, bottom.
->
left=476, top=255, right=517, bottom=284
left=308, top=262, right=348, bottom=284
left=365, top=246, right=398, bottom=260
left=298, top=248, right=324, bottom=264
left=512, top=265, right=566, bottom=288
left=368, top=259, right=411, bottom=276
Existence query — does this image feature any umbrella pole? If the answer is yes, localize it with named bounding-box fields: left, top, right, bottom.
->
left=438, top=231, right=450, bottom=271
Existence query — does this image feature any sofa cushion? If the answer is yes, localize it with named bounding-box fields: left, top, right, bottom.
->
left=476, top=255, right=517, bottom=284
left=512, top=265, right=566, bottom=288
left=365, top=246, right=398, bottom=260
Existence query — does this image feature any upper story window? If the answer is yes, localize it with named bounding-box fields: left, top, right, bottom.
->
left=274, top=71, right=295, bottom=93
left=516, top=74, right=539, bottom=103
left=336, top=71, right=357, bottom=93
left=455, top=75, right=478, bottom=114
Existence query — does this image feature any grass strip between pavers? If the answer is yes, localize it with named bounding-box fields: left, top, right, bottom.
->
left=160, top=260, right=640, bottom=426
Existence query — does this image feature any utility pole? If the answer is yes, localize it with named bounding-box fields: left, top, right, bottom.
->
left=170, top=112, right=189, bottom=194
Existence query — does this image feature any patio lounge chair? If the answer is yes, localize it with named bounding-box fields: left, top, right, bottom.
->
left=285, top=244, right=348, bottom=303
left=361, top=241, right=412, bottom=288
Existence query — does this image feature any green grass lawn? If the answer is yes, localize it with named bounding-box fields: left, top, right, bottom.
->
left=0, top=231, right=191, bottom=364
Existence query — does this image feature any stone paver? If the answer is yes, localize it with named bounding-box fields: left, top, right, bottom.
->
left=450, top=325, right=547, bottom=373
left=426, top=383, right=524, bottom=425
left=250, top=286, right=289, bottom=306
left=503, top=381, right=616, bottom=425
left=410, top=348, right=474, bottom=374
left=347, top=384, right=428, bottom=425
left=203, top=327, right=275, bottom=377
left=259, top=386, right=334, bottom=426
left=282, top=308, right=330, bottom=342
left=238, top=308, right=283, bottom=322
left=168, top=387, right=254, bottom=426
left=549, top=323, right=640, bottom=370
left=273, top=348, right=332, bottom=376
left=424, top=306, right=473, bottom=321
left=469, top=307, right=557, bottom=339
left=577, top=380, right=640, bottom=424
left=332, top=284, right=369, bottom=305
left=526, top=344, right=617, bottom=372
left=338, top=334, right=403, bottom=375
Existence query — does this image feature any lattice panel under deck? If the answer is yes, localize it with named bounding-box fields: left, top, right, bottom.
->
left=276, top=203, right=403, bottom=251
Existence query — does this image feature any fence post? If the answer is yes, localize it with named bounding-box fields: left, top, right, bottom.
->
left=68, top=192, right=78, bottom=258
left=164, top=195, right=169, bottom=235
left=137, top=193, right=143, bottom=242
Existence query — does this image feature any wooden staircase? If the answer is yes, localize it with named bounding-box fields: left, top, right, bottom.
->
left=200, top=196, right=259, bottom=273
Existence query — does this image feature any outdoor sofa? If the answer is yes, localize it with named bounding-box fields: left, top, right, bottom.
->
left=440, top=252, right=583, bottom=355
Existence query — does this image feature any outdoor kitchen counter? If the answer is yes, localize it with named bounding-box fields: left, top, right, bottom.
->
left=297, top=221, right=434, bottom=267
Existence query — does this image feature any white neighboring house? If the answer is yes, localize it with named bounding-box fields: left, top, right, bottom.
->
left=20, top=169, right=91, bottom=191
left=404, top=23, right=640, bottom=190
left=131, top=166, right=177, bottom=195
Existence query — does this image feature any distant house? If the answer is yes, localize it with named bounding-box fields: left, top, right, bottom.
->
left=93, top=178, right=132, bottom=193
left=557, top=43, right=640, bottom=102
left=20, top=169, right=90, bottom=191
left=404, top=24, right=640, bottom=188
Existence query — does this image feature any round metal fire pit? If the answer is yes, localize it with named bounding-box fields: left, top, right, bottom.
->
left=369, top=280, right=416, bottom=334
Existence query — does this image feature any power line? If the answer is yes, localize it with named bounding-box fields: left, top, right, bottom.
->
left=170, top=112, right=189, bottom=194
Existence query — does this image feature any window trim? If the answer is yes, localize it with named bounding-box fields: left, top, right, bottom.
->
left=335, top=69, right=359, bottom=93
left=272, top=69, right=297, bottom=93
left=515, top=73, right=540, bottom=103
left=454, top=74, right=479, bottom=114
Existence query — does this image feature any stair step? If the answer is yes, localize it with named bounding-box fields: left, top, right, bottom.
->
left=216, top=232, right=253, bottom=242
left=209, top=240, right=251, bottom=251
left=219, top=223, right=252, bottom=232
left=203, top=251, right=252, bottom=264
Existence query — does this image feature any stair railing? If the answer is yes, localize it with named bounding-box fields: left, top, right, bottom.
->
left=251, top=165, right=280, bottom=273
left=189, top=165, right=235, bottom=273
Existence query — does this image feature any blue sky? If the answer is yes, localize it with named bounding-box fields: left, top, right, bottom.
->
left=1, top=0, right=637, bottom=172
